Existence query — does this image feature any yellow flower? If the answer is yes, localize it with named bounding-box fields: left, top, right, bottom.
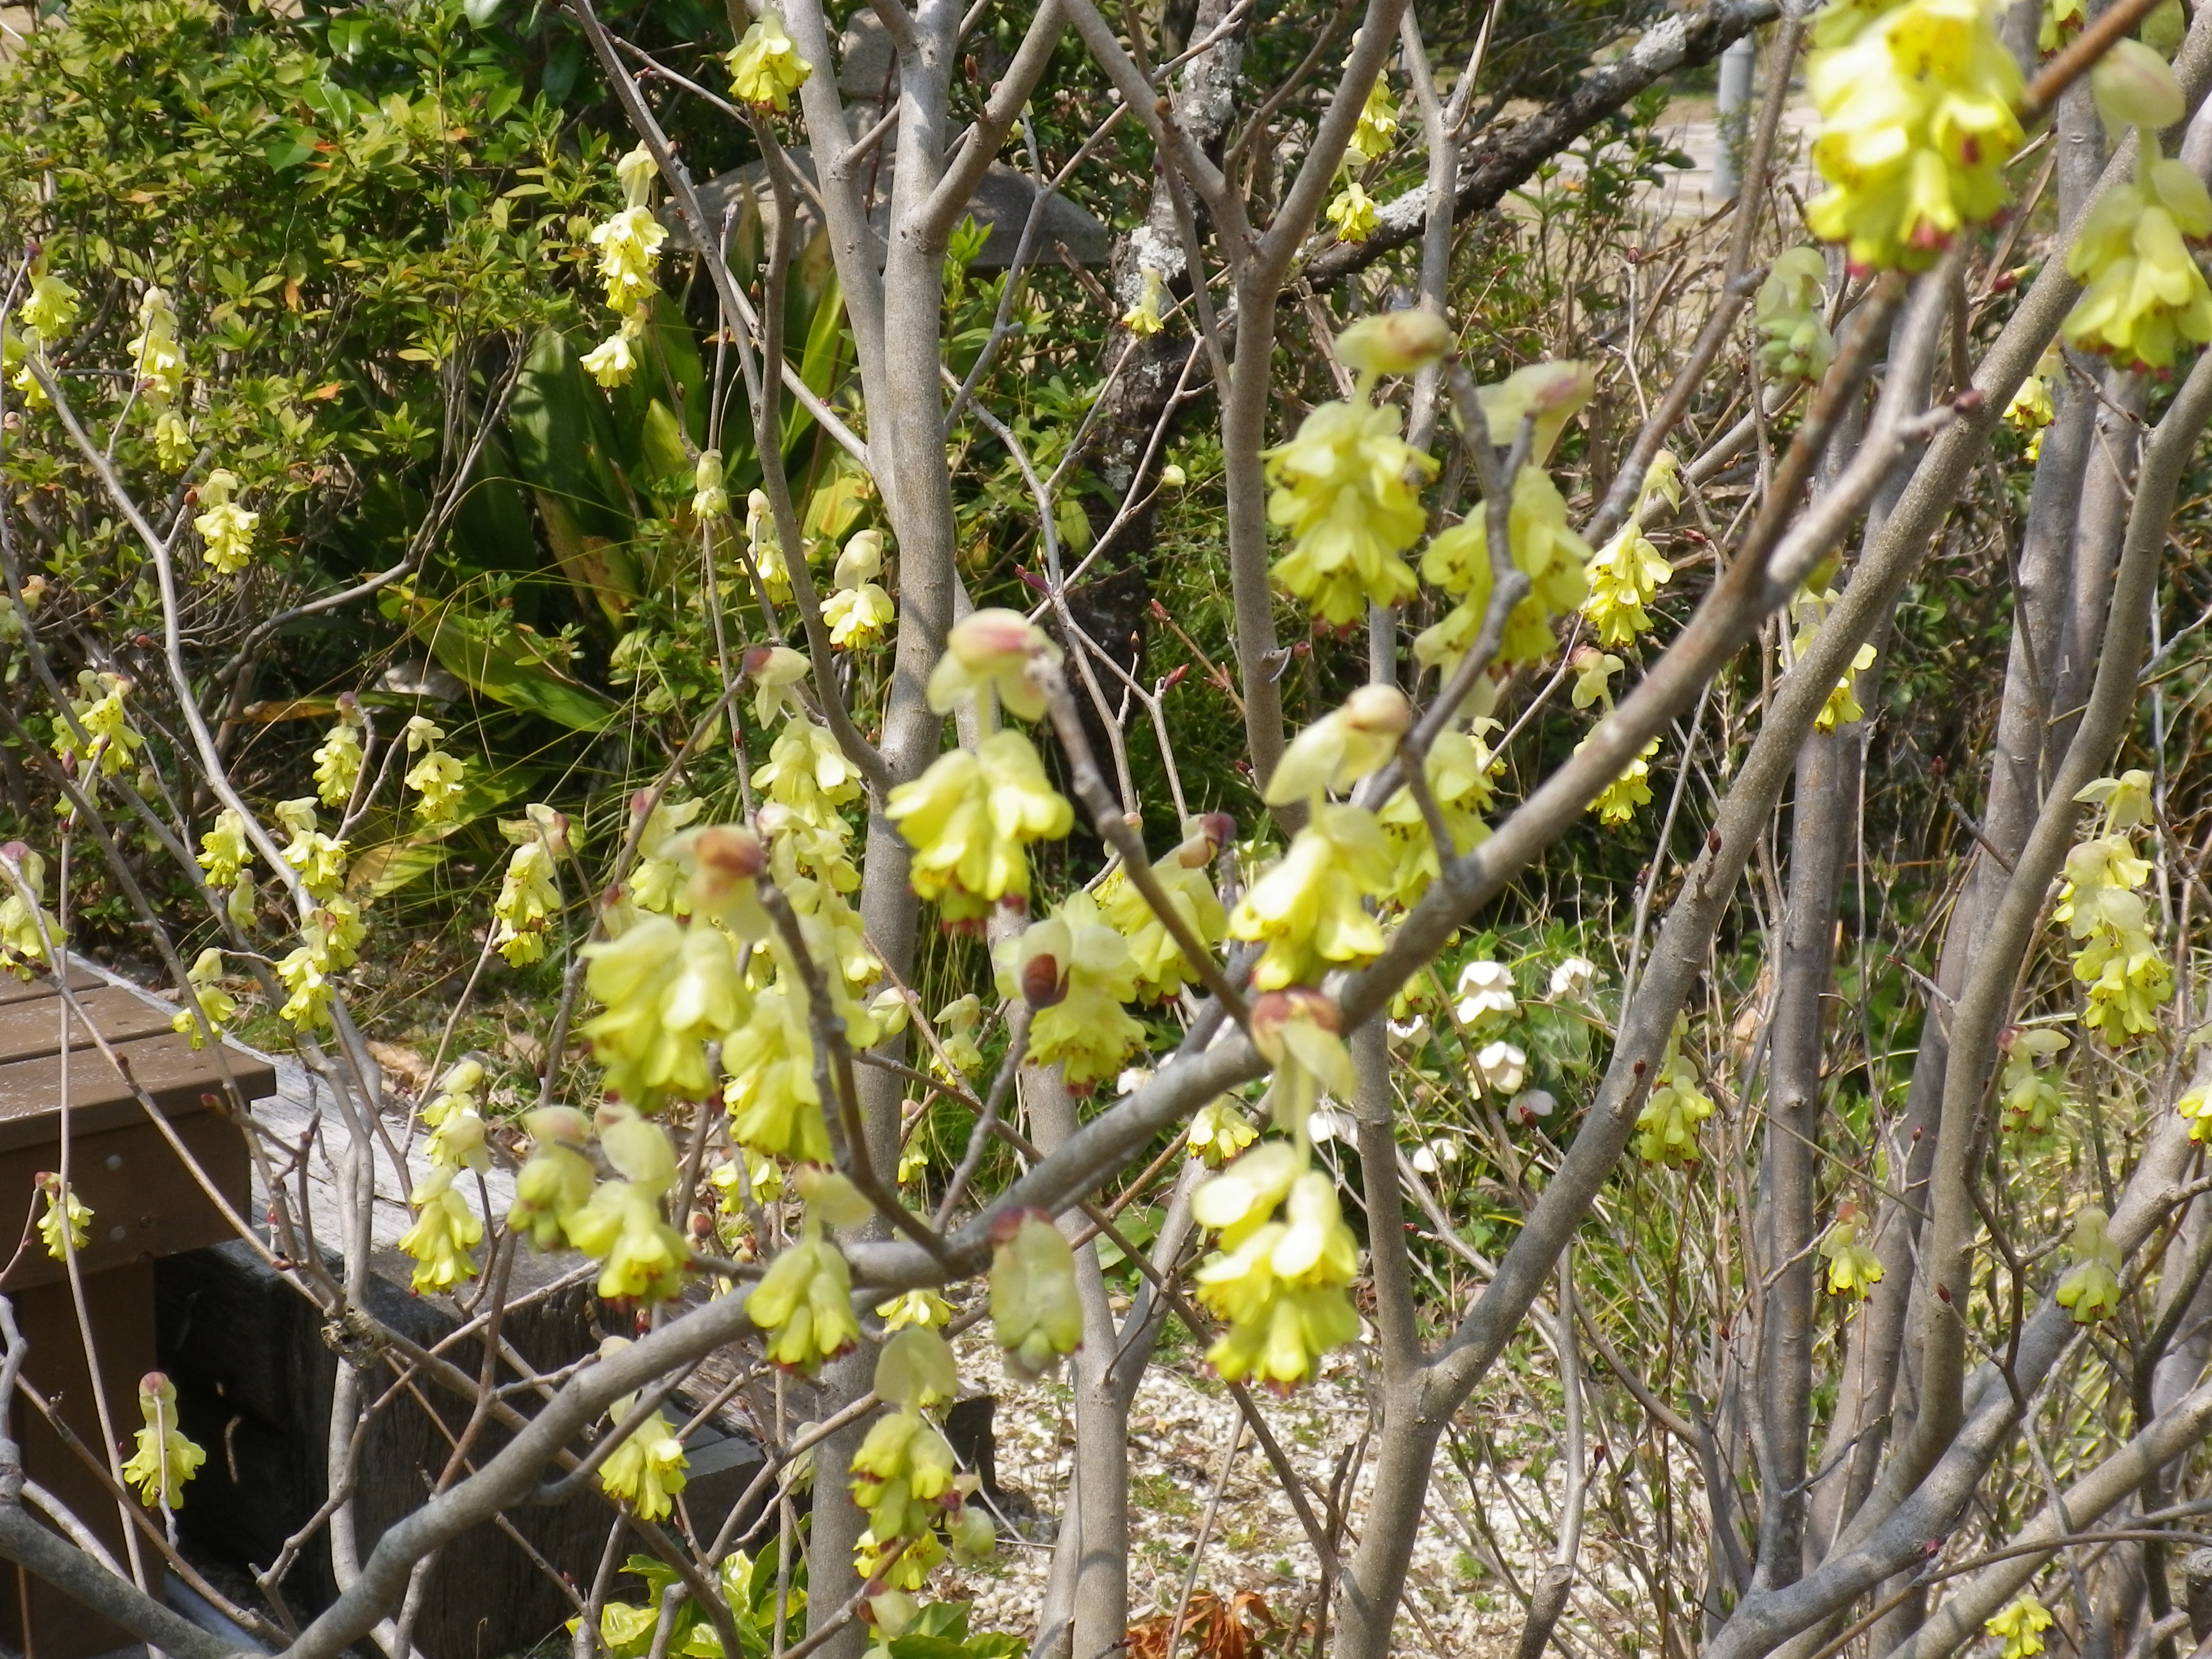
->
left=2055, top=1204, right=2124, bottom=1322
left=888, top=729, right=1073, bottom=928
left=849, top=1406, right=957, bottom=1543
left=275, top=942, right=333, bottom=1031
left=598, top=1385, right=690, bottom=1521
left=877, top=1288, right=956, bottom=1330
left=509, top=1108, right=597, bottom=1250
left=1584, top=523, right=1673, bottom=647
left=1248, top=987, right=1358, bottom=1145
left=312, top=716, right=362, bottom=808
left=403, top=717, right=467, bottom=823
left=36, top=1172, right=88, bottom=1260
left=1193, top=1157, right=1361, bottom=1389
left=753, top=717, right=865, bottom=833
left=397, top=1166, right=482, bottom=1293
left=1378, top=728, right=1501, bottom=909
left=491, top=827, right=562, bottom=968
left=1228, top=804, right=1394, bottom=990
left=17, top=272, right=80, bottom=344
left=990, top=1212, right=1083, bottom=1381
left=1122, top=266, right=1166, bottom=336
left=1416, top=467, right=1592, bottom=673
left=2063, top=155, right=2212, bottom=374
left=931, top=993, right=986, bottom=1077
left=170, top=949, right=236, bottom=1050
left=1188, top=1100, right=1259, bottom=1166
left=197, top=808, right=251, bottom=890
left=2006, top=359, right=2056, bottom=434
left=2054, top=776, right=2171, bottom=1045
left=1348, top=79, right=1398, bottom=164
left=1819, top=1217, right=1885, bottom=1298
left=0, top=846, right=59, bottom=976
left=690, top=446, right=731, bottom=520
left=580, top=327, right=638, bottom=388
left=723, top=983, right=833, bottom=1162
left=152, top=410, right=193, bottom=472
left=728, top=8, right=812, bottom=110
left=582, top=914, right=750, bottom=1105
left=1634, top=1019, right=1714, bottom=1165
left=193, top=470, right=258, bottom=576
left=1326, top=179, right=1380, bottom=243
left=126, top=286, right=185, bottom=408
left=825, top=581, right=895, bottom=648
left=566, top=1178, right=690, bottom=1303
left=995, top=890, right=1147, bottom=1092
left=1988, top=1595, right=2054, bottom=1659
left=1266, top=397, right=1434, bottom=629
left=120, top=1374, right=204, bottom=1511
left=54, top=670, right=144, bottom=779
left=589, top=207, right=667, bottom=314
left=2001, top=1026, right=2070, bottom=1133
left=1804, top=0, right=2024, bottom=272
left=1265, top=685, right=1411, bottom=807
left=1755, top=247, right=1836, bottom=383
left=747, top=1229, right=860, bottom=1371
left=925, top=609, right=1062, bottom=722
left=2038, top=0, right=2081, bottom=51
left=1096, top=817, right=1231, bottom=1001
left=1791, top=588, right=1881, bottom=732
left=1579, top=734, right=1660, bottom=827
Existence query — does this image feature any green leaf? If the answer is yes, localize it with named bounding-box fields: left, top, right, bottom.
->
left=383, top=585, right=620, bottom=731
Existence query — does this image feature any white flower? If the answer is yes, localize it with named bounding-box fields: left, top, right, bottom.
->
left=1408, top=1136, right=1462, bottom=1174
left=1454, top=959, right=1518, bottom=1026
left=1387, top=1015, right=1430, bottom=1049
left=1548, top=957, right=1599, bottom=998
left=1474, top=1040, right=1527, bottom=1096
left=1308, top=1105, right=1358, bottom=1144
left=1116, top=1066, right=1155, bottom=1096
left=1510, top=1089, right=1557, bottom=1125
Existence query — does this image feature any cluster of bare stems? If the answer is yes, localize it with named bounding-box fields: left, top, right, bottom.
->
left=11, top=0, right=2212, bottom=1656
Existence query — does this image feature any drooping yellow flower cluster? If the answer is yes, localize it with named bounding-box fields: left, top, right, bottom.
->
left=1095, top=815, right=1232, bottom=1001
left=197, top=808, right=257, bottom=930
left=53, top=670, right=144, bottom=781
left=36, top=1171, right=88, bottom=1260
left=1987, top=1594, right=2055, bottom=1659
left=1633, top=1016, right=1716, bottom=1166
left=1999, top=1025, right=2070, bottom=1134
left=1189, top=992, right=1362, bottom=1389
left=403, top=716, right=467, bottom=825
left=593, top=1337, right=691, bottom=1521
left=125, top=286, right=190, bottom=466
left=823, top=529, right=895, bottom=649
left=1376, top=727, right=1500, bottom=909
left=6, top=267, right=79, bottom=409
left=2006, top=344, right=2060, bottom=458
left=567, top=1105, right=694, bottom=1302
left=312, top=707, right=363, bottom=809
left=395, top=1059, right=492, bottom=1294
left=170, top=948, right=236, bottom=1050
left=121, top=1373, right=205, bottom=1511
left=193, top=469, right=258, bottom=576
left=1229, top=803, right=1394, bottom=990
left=0, top=844, right=60, bottom=977
left=1121, top=267, right=1167, bottom=336
left=1790, top=587, right=1880, bottom=733
left=749, top=1170, right=866, bottom=1370
left=1416, top=363, right=1597, bottom=676
left=1265, top=312, right=1452, bottom=629
left=1819, top=1207, right=1884, bottom=1300
left=1325, top=179, right=1380, bottom=243
left=491, top=806, right=566, bottom=967
left=850, top=1327, right=992, bottom=1593
left=890, top=612, right=1074, bottom=929
left=1583, top=450, right=1679, bottom=647
left=2053, top=770, right=2170, bottom=1045
left=582, top=146, right=668, bottom=389
left=2055, top=1204, right=2123, bottom=1322
left=997, top=890, right=1148, bottom=1093
left=1755, top=247, right=1837, bottom=383
left=268, top=797, right=360, bottom=1032
left=1804, top=0, right=2023, bottom=272
left=990, top=1209, right=1084, bottom=1380
left=1569, top=651, right=1661, bottom=828
left=728, top=8, right=812, bottom=111
left=2063, top=44, right=2212, bottom=375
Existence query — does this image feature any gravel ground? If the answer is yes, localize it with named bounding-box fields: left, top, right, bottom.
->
left=934, top=1327, right=1577, bottom=1658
